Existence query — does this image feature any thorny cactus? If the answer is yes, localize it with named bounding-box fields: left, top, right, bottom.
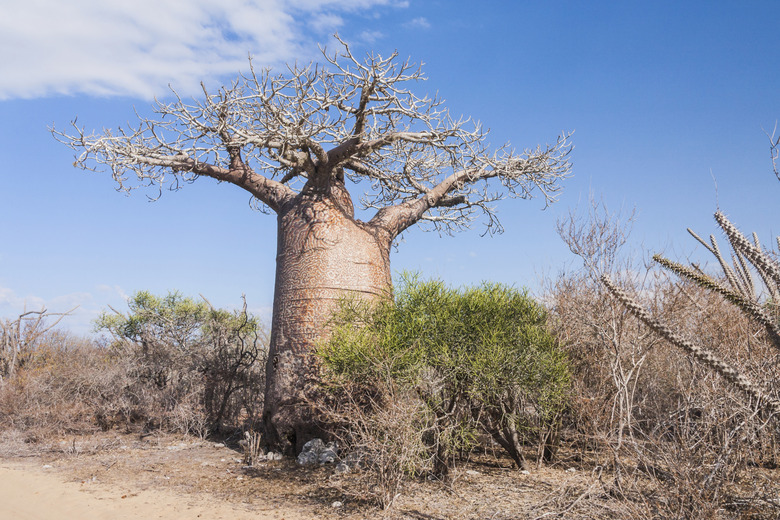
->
left=602, top=211, right=780, bottom=417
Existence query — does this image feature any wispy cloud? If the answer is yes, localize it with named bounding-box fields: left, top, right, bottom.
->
left=359, top=30, right=385, bottom=44
left=0, top=0, right=407, bottom=100
left=0, top=286, right=45, bottom=311
left=0, top=285, right=129, bottom=337
left=404, top=17, right=431, bottom=29
left=308, top=12, right=346, bottom=34
left=96, top=284, right=130, bottom=303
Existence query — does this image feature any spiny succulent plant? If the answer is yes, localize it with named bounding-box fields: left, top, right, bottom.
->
left=602, top=211, right=780, bottom=417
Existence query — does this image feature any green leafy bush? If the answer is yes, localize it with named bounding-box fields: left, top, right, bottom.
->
left=319, top=274, right=570, bottom=474
left=97, top=291, right=268, bottom=433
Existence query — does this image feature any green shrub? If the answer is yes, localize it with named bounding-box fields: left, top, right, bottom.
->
left=96, top=291, right=268, bottom=433
left=319, top=274, right=570, bottom=474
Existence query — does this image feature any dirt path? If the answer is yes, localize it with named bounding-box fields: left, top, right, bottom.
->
left=0, top=461, right=300, bottom=520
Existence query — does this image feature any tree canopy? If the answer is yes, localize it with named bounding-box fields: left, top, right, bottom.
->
left=54, top=37, right=572, bottom=237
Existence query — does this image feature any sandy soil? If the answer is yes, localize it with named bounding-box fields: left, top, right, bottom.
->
left=0, top=429, right=612, bottom=520
left=0, top=432, right=330, bottom=520
left=5, top=429, right=773, bottom=519
left=0, top=461, right=297, bottom=520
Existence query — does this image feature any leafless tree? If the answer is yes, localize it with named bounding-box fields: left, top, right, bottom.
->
left=53, top=37, right=572, bottom=453
left=551, top=197, right=660, bottom=491
left=0, top=306, right=74, bottom=382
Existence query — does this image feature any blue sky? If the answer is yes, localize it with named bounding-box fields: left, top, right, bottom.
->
left=1, top=1, right=778, bottom=335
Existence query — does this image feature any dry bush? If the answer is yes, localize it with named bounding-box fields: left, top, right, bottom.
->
left=547, top=198, right=780, bottom=518
left=0, top=292, right=269, bottom=441
left=97, top=291, right=268, bottom=434
left=627, top=284, right=780, bottom=518
left=316, top=378, right=433, bottom=510
left=0, top=329, right=123, bottom=438
left=0, top=307, right=74, bottom=382
left=241, top=429, right=264, bottom=465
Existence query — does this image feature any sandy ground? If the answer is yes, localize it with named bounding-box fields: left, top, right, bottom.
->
left=0, top=460, right=303, bottom=520
left=5, top=430, right=775, bottom=519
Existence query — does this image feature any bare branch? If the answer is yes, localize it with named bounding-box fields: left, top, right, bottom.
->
left=767, top=122, right=780, bottom=181
left=1, top=306, right=77, bottom=379
left=371, top=131, right=573, bottom=237
left=55, top=38, right=572, bottom=231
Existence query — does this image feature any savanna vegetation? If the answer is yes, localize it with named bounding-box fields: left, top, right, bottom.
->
left=2, top=211, right=779, bottom=517
left=53, top=40, right=572, bottom=452
left=0, top=292, right=267, bottom=439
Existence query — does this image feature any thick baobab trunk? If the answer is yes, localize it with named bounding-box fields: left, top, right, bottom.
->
left=263, top=187, right=392, bottom=454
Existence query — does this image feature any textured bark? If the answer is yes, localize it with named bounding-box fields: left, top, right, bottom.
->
left=263, top=184, right=393, bottom=454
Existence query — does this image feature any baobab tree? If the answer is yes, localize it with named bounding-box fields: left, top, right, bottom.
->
left=54, top=39, right=572, bottom=453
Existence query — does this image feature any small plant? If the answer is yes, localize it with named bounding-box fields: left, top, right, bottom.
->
left=242, top=430, right=264, bottom=466
left=602, top=211, right=780, bottom=418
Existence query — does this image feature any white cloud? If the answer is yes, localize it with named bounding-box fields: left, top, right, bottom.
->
left=308, top=13, right=346, bottom=34
left=404, top=16, right=430, bottom=29
left=0, top=0, right=405, bottom=100
left=358, top=30, right=385, bottom=44
left=96, top=284, right=130, bottom=302
left=0, top=286, right=45, bottom=311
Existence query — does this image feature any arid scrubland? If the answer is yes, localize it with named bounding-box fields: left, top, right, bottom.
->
left=2, top=193, right=780, bottom=518
left=3, top=219, right=779, bottom=519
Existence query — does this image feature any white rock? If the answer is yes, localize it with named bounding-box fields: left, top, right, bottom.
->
left=331, top=501, right=344, bottom=508
left=297, top=439, right=324, bottom=466
left=318, top=449, right=337, bottom=464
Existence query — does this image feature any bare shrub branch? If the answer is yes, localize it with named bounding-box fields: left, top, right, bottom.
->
left=0, top=306, right=76, bottom=381
left=768, top=122, right=780, bottom=181
left=601, top=275, right=780, bottom=418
